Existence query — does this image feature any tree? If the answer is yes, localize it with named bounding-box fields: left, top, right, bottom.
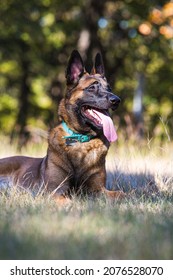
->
left=0, top=0, right=173, bottom=145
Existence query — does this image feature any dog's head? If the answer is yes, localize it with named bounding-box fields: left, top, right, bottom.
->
left=59, top=50, right=121, bottom=142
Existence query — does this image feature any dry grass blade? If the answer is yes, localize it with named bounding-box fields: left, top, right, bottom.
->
left=0, top=138, right=173, bottom=259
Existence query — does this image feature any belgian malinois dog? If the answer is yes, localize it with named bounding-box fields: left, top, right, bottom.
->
left=0, top=50, right=125, bottom=202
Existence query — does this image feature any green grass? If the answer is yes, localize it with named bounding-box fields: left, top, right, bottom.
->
left=0, top=191, right=173, bottom=259
left=0, top=138, right=173, bottom=259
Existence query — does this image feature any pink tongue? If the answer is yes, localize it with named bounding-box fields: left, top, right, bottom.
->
left=93, top=110, right=117, bottom=142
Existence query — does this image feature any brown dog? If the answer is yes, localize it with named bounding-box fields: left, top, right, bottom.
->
left=0, top=50, right=124, bottom=202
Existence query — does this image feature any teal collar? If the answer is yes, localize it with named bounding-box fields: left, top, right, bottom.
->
left=62, top=121, right=95, bottom=146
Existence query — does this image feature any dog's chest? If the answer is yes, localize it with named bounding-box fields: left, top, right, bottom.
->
left=66, top=139, right=108, bottom=169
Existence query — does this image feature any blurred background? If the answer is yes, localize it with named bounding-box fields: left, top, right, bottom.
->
left=0, top=0, right=173, bottom=148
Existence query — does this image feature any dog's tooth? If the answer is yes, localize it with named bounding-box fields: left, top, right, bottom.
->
left=88, top=109, right=93, bottom=116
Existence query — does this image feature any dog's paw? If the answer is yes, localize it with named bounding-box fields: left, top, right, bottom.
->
left=104, top=189, right=127, bottom=200
left=53, top=194, right=72, bottom=207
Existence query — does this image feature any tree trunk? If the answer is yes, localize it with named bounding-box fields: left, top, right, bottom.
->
left=133, top=73, right=145, bottom=139
left=11, top=47, right=31, bottom=148
left=80, top=0, right=124, bottom=88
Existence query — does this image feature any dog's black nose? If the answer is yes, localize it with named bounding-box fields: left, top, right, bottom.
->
left=109, top=94, right=121, bottom=109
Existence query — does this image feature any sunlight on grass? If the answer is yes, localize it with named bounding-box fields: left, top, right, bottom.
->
left=0, top=137, right=173, bottom=259
left=106, top=141, right=173, bottom=194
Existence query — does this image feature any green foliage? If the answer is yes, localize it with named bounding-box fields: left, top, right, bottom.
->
left=0, top=0, right=173, bottom=141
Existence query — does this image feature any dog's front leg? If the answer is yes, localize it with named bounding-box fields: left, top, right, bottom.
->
left=44, top=168, right=72, bottom=205
left=47, top=180, right=72, bottom=206
left=86, top=168, right=126, bottom=200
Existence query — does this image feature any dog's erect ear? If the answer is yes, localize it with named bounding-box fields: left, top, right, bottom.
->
left=66, top=50, right=84, bottom=85
left=94, top=53, right=105, bottom=76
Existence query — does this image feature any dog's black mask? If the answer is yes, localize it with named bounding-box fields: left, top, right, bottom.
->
left=62, top=50, right=121, bottom=141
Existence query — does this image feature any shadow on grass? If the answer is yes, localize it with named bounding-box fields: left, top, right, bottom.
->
left=1, top=197, right=173, bottom=260
left=106, top=169, right=173, bottom=201
left=0, top=219, right=173, bottom=260
left=1, top=216, right=173, bottom=260
left=106, top=169, right=156, bottom=191
left=0, top=169, right=173, bottom=260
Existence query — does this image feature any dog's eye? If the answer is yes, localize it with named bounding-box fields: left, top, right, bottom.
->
left=88, top=85, right=96, bottom=90
left=87, top=81, right=99, bottom=90
left=107, top=86, right=112, bottom=92
left=106, top=84, right=112, bottom=92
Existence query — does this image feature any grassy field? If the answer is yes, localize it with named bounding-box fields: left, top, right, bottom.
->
left=0, top=137, right=173, bottom=260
